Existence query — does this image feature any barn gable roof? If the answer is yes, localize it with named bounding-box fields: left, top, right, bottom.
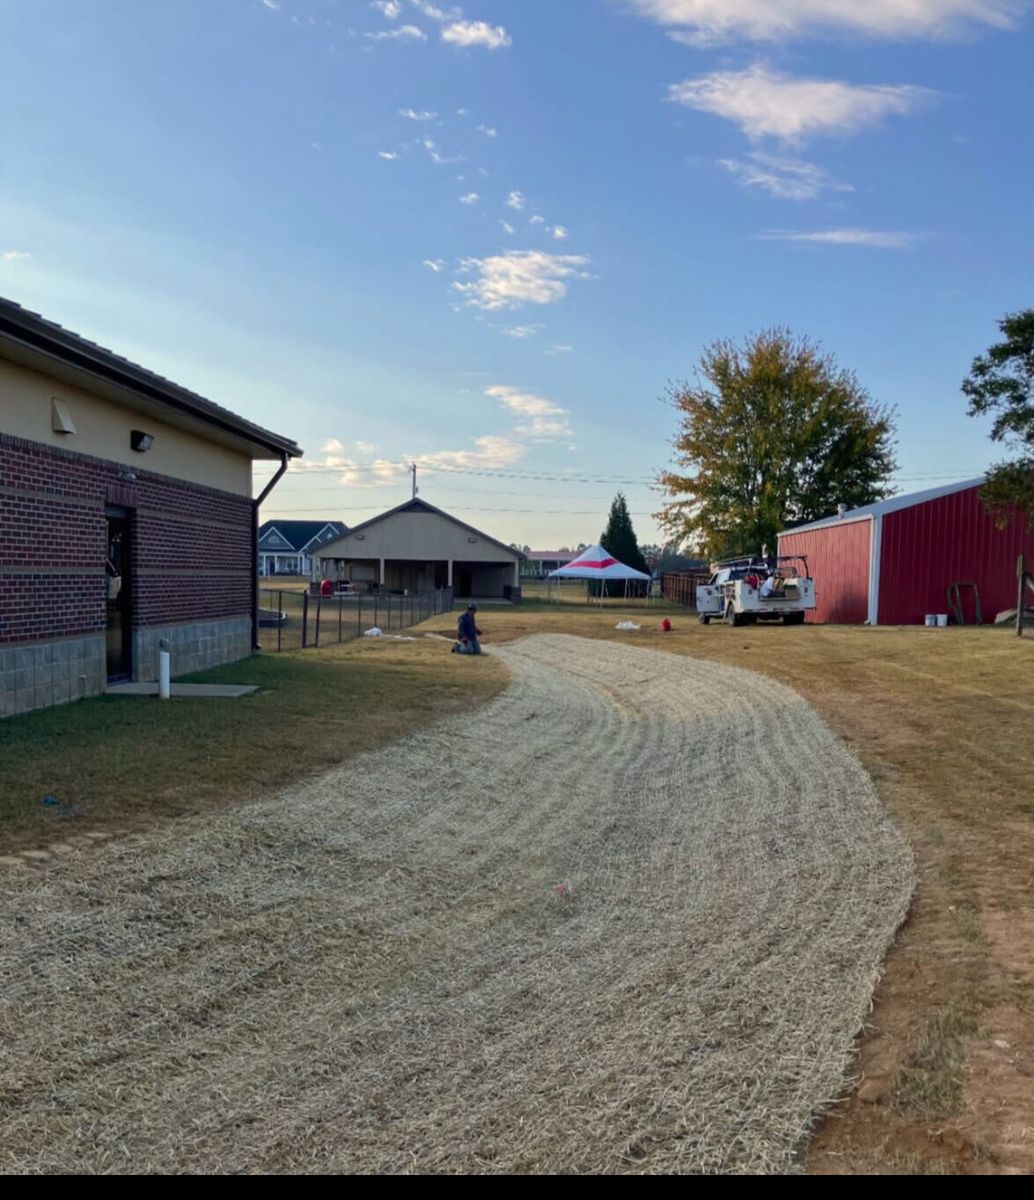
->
left=783, top=477, right=986, bottom=536
left=316, top=497, right=522, bottom=560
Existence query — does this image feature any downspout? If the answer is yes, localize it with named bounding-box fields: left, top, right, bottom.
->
left=253, top=452, right=290, bottom=650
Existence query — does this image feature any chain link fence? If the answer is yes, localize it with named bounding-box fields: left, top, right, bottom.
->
left=258, top=588, right=454, bottom=652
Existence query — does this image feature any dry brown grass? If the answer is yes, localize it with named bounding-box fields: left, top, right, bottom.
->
left=0, top=634, right=913, bottom=1174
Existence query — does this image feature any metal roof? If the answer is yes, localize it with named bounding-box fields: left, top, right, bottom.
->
left=0, top=295, right=302, bottom=460
left=315, top=497, right=523, bottom=560
left=783, top=477, right=986, bottom=535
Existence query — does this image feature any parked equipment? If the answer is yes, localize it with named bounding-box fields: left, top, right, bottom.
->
left=696, top=555, right=816, bottom=627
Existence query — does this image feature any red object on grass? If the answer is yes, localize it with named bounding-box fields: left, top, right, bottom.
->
left=661, top=617, right=672, bottom=632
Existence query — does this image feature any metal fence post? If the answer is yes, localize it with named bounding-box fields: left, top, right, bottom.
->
left=1019, top=555, right=1027, bottom=639
left=374, top=594, right=379, bottom=632
left=357, top=593, right=363, bottom=638
left=301, top=590, right=309, bottom=648
left=314, top=593, right=322, bottom=647
left=338, top=594, right=343, bottom=643
left=277, top=590, right=283, bottom=652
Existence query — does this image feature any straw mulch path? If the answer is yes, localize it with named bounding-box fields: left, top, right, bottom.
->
left=0, top=634, right=914, bottom=1174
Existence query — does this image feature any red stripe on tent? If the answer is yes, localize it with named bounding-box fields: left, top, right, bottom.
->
left=573, top=557, right=618, bottom=569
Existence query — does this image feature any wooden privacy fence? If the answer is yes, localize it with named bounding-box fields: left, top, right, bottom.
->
left=661, top=570, right=710, bottom=610
left=258, top=587, right=454, bottom=652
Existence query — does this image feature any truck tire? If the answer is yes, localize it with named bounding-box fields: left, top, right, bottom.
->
left=698, top=614, right=711, bottom=625
left=724, top=603, right=741, bottom=627
left=784, top=612, right=806, bottom=626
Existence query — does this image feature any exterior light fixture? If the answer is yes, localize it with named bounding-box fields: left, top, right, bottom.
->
left=131, top=430, right=154, bottom=452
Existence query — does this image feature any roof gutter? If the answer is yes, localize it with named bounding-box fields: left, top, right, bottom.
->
left=253, top=453, right=290, bottom=650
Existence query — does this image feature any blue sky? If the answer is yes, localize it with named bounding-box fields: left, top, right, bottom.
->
left=2, top=0, right=1031, bottom=548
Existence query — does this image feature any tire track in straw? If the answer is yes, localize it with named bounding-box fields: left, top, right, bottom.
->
left=0, top=634, right=913, bottom=1175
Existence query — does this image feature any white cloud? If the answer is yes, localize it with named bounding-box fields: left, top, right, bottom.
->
left=498, top=323, right=543, bottom=339
left=295, top=439, right=406, bottom=489
left=356, top=440, right=377, bottom=454
left=417, top=435, right=525, bottom=471
left=551, top=225, right=568, bottom=240
left=486, top=385, right=573, bottom=440
left=2, top=250, right=32, bottom=261
left=500, top=219, right=516, bottom=235
left=456, top=107, right=470, bottom=115
left=669, top=65, right=930, bottom=142
left=505, top=190, right=526, bottom=210
left=262, top=0, right=280, bottom=9
left=453, top=250, right=591, bottom=311
left=626, top=0, right=1020, bottom=43
left=529, top=214, right=546, bottom=226
left=459, top=191, right=480, bottom=204
left=422, top=258, right=446, bottom=271
left=757, top=227, right=918, bottom=247
left=544, top=343, right=574, bottom=356
left=422, top=137, right=464, bottom=165
left=410, top=0, right=458, bottom=19
left=399, top=107, right=436, bottom=120
left=372, top=0, right=402, bottom=17
left=364, top=24, right=427, bottom=41
left=719, top=152, right=853, bottom=199
left=441, top=20, right=512, bottom=48
left=378, top=150, right=401, bottom=159
left=477, top=124, right=498, bottom=137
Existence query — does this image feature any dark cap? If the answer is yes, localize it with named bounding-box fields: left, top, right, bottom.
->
left=466, top=603, right=478, bottom=611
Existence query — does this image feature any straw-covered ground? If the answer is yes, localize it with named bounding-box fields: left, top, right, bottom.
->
left=0, top=634, right=913, bottom=1174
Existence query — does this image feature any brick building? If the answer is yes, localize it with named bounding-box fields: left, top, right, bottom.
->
left=0, top=297, right=300, bottom=717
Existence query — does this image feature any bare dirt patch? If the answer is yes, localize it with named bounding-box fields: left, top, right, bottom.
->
left=0, top=634, right=912, bottom=1174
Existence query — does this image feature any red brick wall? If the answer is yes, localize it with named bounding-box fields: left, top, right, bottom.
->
left=0, top=433, right=253, bottom=644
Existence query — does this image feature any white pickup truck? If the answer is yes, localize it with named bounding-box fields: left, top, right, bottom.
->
left=697, top=555, right=816, bottom=627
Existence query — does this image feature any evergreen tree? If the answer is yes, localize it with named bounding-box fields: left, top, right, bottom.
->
left=600, top=492, right=648, bottom=594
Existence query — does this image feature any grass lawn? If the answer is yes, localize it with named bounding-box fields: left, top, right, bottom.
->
left=0, top=635, right=507, bottom=855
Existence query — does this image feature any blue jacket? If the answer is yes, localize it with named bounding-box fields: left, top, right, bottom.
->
left=458, top=611, right=478, bottom=641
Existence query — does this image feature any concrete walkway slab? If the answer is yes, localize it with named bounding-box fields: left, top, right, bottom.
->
left=105, top=683, right=258, bottom=698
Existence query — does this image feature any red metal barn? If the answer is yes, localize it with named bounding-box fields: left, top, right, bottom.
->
left=778, top=478, right=1034, bottom=625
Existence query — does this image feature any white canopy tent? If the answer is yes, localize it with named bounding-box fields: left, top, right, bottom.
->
left=546, top=543, right=652, bottom=605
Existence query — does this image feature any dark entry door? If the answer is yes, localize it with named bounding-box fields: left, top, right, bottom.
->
left=456, top=570, right=473, bottom=598
left=105, top=509, right=132, bottom=680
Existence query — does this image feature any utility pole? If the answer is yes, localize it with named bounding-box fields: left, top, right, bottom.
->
left=411, top=461, right=418, bottom=499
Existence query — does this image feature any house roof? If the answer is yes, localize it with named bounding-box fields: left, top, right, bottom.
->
left=258, top=520, right=347, bottom=553
left=525, top=549, right=579, bottom=561
left=0, top=295, right=302, bottom=461
left=315, top=497, right=523, bottom=560
left=783, top=477, right=986, bottom=536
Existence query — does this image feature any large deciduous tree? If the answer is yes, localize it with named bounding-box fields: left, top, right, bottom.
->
left=656, top=329, right=897, bottom=559
left=962, top=309, right=1034, bottom=528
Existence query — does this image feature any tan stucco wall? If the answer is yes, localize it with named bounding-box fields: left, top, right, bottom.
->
left=0, top=359, right=252, bottom=495
left=317, top=510, right=518, bottom=563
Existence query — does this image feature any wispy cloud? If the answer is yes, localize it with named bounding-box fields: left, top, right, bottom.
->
left=500, top=219, right=516, bottom=235
left=544, top=343, right=574, bottom=356
left=356, top=440, right=377, bottom=455
left=2, top=250, right=32, bottom=261
left=626, top=0, right=1020, bottom=43
left=262, top=0, right=279, bottom=9
left=422, top=258, right=446, bottom=272
left=453, top=250, right=591, bottom=311
left=409, top=0, right=459, bottom=19
left=441, top=20, right=512, bottom=48
left=719, top=152, right=853, bottom=199
left=497, top=323, right=543, bottom=339
left=371, top=0, right=402, bottom=17
left=757, top=227, right=919, bottom=248
left=418, top=435, right=525, bottom=471
left=669, top=65, right=931, bottom=142
left=459, top=191, right=480, bottom=205
left=364, top=24, right=428, bottom=41
left=476, top=123, right=498, bottom=137
left=551, top=225, right=569, bottom=240
left=422, top=137, right=464, bottom=165
left=487, top=384, right=573, bottom=440
left=399, top=107, right=437, bottom=120
left=529, top=214, right=546, bottom=226
left=505, top=190, right=526, bottom=210
left=378, top=150, right=402, bottom=159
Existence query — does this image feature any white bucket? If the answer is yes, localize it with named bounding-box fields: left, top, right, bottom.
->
left=925, top=614, right=937, bottom=626
left=936, top=614, right=948, bottom=627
